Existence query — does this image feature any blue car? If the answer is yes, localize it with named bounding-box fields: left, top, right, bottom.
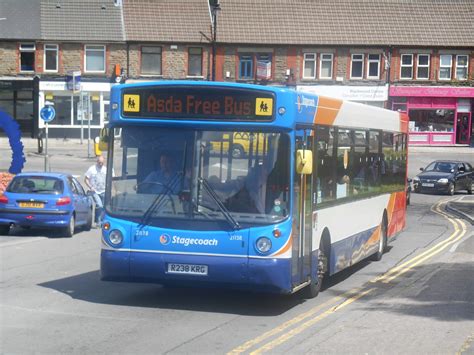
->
left=0, top=172, right=93, bottom=237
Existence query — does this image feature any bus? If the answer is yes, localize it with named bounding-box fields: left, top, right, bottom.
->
left=100, top=81, right=408, bottom=298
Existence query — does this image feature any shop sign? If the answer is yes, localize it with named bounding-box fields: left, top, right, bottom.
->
left=297, top=85, right=388, bottom=101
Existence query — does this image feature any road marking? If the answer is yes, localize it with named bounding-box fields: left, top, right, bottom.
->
left=229, top=198, right=468, bottom=354
left=249, top=289, right=373, bottom=354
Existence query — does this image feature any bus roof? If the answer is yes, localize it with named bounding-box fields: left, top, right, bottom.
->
left=110, top=81, right=408, bottom=133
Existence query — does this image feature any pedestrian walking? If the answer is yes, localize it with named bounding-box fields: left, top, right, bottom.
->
left=84, top=155, right=107, bottom=224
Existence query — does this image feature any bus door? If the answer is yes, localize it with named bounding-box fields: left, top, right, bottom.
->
left=291, top=130, right=314, bottom=287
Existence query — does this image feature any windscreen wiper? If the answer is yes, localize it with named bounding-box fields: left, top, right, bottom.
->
left=199, top=177, right=241, bottom=230
left=140, top=173, right=181, bottom=225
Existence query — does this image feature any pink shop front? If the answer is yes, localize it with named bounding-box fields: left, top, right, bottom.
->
left=390, top=86, right=473, bottom=146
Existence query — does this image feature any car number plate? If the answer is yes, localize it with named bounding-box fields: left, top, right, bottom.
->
left=422, top=183, right=435, bottom=187
left=19, top=202, right=44, bottom=208
left=167, top=263, right=208, bottom=276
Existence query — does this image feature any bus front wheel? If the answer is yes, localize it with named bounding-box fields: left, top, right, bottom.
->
left=303, top=244, right=328, bottom=299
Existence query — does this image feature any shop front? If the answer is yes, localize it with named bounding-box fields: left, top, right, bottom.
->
left=390, top=86, right=473, bottom=146
left=297, top=84, right=389, bottom=108
left=39, top=80, right=111, bottom=139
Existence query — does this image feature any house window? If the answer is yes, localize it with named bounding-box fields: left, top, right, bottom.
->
left=303, top=53, right=316, bottom=79
left=141, top=46, right=162, bottom=75
left=367, top=54, right=381, bottom=79
left=416, top=54, right=430, bottom=80
left=400, top=54, right=413, bottom=79
left=239, top=55, right=253, bottom=79
left=455, top=55, right=468, bottom=80
left=19, top=43, right=35, bottom=72
left=44, top=44, right=58, bottom=72
left=319, top=53, right=333, bottom=79
left=238, top=53, right=272, bottom=80
left=350, top=54, right=364, bottom=79
left=188, top=47, right=203, bottom=77
left=85, top=45, right=105, bottom=72
left=439, top=55, right=452, bottom=80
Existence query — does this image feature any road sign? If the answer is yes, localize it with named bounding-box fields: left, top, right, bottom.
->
left=40, top=105, right=56, bottom=123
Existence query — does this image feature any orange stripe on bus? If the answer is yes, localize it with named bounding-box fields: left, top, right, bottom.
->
left=314, top=96, right=343, bottom=125
left=273, top=236, right=292, bottom=256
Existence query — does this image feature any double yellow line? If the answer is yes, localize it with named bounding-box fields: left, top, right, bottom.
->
left=228, top=198, right=468, bottom=354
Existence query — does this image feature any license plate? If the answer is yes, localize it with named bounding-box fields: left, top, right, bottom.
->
left=167, top=263, right=208, bottom=276
left=422, top=183, right=434, bottom=187
left=19, top=202, right=44, bottom=208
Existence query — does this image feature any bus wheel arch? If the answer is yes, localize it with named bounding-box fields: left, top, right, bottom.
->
left=372, top=211, right=388, bottom=261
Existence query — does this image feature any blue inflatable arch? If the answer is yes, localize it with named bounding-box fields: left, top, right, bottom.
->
left=0, top=110, right=25, bottom=174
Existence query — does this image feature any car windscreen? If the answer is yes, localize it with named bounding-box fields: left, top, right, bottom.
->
left=7, top=176, right=64, bottom=194
left=425, top=162, right=456, bottom=173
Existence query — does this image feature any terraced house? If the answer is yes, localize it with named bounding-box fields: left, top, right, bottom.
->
left=0, top=0, right=473, bottom=145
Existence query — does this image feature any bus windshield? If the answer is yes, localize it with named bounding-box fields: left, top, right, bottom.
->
left=107, top=126, right=290, bottom=227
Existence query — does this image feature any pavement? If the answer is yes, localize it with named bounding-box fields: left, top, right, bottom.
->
left=446, top=195, right=474, bottom=225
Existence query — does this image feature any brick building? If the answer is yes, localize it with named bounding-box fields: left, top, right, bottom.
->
left=0, top=0, right=473, bottom=144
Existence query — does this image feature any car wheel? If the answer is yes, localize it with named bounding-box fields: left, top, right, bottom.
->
left=414, top=186, right=420, bottom=193
left=448, top=183, right=455, bottom=196
left=231, top=144, right=244, bottom=159
left=63, top=214, right=75, bottom=238
left=372, top=218, right=387, bottom=261
left=85, top=209, right=93, bottom=231
left=467, top=182, right=473, bottom=195
left=0, top=224, right=10, bottom=235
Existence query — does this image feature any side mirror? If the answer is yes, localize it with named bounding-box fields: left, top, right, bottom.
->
left=459, top=167, right=465, bottom=173
left=419, top=167, right=424, bottom=171
left=99, top=127, right=109, bottom=151
left=296, top=149, right=313, bottom=175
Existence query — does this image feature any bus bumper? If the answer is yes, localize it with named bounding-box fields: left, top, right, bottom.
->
left=100, top=249, right=292, bottom=294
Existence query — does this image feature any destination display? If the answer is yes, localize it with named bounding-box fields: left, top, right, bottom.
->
left=122, top=86, right=275, bottom=121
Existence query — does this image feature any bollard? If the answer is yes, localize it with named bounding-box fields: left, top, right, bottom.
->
left=94, top=136, right=102, bottom=156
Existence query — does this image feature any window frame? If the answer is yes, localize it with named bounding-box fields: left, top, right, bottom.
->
left=84, top=45, right=106, bottom=73
left=303, top=53, right=316, bottom=79
left=43, top=43, right=59, bottom=73
left=319, top=53, right=333, bottom=79
left=367, top=54, right=381, bottom=79
left=140, top=46, right=162, bottom=76
left=350, top=54, right=364, bottom=79
left=19, top=43, right=36, bottom=72
left=239, top=54, right=254, bottom=79
left=400, top=54, right=413, bottom=80
left=187, top=47, right=203, bottom=77
left=455, top=54, right=468, bottom=81
left=416, top=54, right=430, bottom=80
left=439, top=54, right=452, bottom=80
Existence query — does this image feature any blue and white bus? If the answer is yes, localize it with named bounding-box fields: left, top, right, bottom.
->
left=100, top=81, right=408, bottom=298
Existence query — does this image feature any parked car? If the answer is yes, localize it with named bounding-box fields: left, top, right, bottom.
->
left=0, top=173, right=93, bottom=237
left=413, top=160, right=473, bottom=195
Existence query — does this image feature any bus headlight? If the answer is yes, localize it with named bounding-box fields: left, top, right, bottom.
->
left=256, top=237, right=272, bottom=254
left=438, top=178, right=449, bottom=184
left=109, top=229, right=123, bottom=246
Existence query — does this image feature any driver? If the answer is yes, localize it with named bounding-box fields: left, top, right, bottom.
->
left=142, top=152, right=181, bottom=194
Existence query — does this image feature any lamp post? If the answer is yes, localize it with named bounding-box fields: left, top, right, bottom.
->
left=211, top=1, right=221, bottom=81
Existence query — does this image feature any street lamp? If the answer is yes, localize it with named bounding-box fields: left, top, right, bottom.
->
left=211, top=1, right=221, bottom=81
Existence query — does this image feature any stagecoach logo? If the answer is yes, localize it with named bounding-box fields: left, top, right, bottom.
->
left=160, top=234, right=171, bottom=245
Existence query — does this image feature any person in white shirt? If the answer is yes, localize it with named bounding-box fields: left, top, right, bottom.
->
left=84, top=155, right=107, bottom=223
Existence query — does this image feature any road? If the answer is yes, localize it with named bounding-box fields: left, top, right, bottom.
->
left=1, top=139, right=474, bottom=353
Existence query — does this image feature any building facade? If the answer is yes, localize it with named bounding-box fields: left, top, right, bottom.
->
left=0, top=0, right=473, bottom=145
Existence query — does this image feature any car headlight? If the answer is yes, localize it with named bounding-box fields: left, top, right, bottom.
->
left=108, top=229, right=123, bottom=246
left=438, top=178, right=449, bottom=184
left=256, top=237, right=272, bottom=254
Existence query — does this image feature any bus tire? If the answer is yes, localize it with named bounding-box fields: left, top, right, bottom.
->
left=303, top=237, right=329, bottom=299
left=372, top=218, right=387, bottom=261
